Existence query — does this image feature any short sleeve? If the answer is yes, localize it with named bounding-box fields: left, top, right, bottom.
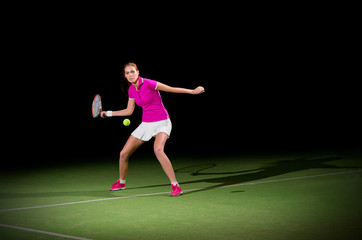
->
left=144, top=79, right=158, bottom=90
left=128, top=86, right=135, bottom=99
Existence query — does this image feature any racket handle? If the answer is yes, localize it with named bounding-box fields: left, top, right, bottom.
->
left=100, top=111, right=111, bottom=118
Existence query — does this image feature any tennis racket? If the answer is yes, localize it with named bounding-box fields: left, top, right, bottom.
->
left=92, top=94, right=103, bottom=118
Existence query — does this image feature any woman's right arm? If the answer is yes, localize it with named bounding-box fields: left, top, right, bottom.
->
left=101, top=98, right=135, bottom=117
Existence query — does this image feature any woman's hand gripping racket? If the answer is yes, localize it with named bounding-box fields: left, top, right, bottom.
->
left=92, top=94, right=107, bottom=118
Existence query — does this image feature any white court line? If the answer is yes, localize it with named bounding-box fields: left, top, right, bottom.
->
left=219, top=169, right=362, bottom=189
left=0, top=169, right=361, bottom=213
left=0, top=191, right=170, bottom=213
left=0, top=224, right=92, bottom=240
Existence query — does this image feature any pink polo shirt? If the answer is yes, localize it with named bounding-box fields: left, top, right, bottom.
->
left=128, top=77, right=169, bottom=122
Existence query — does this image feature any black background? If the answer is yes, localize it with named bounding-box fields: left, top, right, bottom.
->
left=6, top=5, right=361, bottom=167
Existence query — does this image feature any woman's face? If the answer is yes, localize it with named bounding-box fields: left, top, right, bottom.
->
left=124, top=66, right=139, bottom=84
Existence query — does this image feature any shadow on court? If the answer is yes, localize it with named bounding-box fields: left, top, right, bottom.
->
left=179, top=155, right=350, bottom=195
left=130, top=154, right=361, bottom=195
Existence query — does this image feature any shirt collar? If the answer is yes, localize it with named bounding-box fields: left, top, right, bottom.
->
left=139, top=77, right=144, bottom=86
left=135, top=77, right=143, bottom=92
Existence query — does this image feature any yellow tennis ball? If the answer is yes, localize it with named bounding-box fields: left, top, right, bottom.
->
left=123, top=119, right=130, bottom=126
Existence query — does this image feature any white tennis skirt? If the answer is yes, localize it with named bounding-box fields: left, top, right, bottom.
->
left=131, top=118, right=172, bottom=141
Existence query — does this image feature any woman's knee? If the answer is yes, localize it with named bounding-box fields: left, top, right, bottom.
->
left=119, top=150, right=130, bottom=162
left=154, top=145, right=164, bottom=157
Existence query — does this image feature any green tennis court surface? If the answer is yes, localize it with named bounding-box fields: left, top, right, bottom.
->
left=1, top=151, right=361, bottom=240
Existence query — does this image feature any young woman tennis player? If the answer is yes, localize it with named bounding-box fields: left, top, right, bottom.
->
left=101, top=62, right=205, bottom=197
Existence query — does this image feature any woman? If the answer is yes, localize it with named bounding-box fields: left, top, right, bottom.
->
left=101, top=62, right=205, bottom=197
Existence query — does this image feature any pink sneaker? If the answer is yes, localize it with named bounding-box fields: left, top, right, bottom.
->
left=110, top=180, right=126, bottom=191
left=170, top=184, right=183, bottom=197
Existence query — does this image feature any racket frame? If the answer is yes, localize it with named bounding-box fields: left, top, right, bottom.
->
left=92, top=94, right=103, bottom=118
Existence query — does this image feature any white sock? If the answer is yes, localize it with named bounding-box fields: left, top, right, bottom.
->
left=119, top=179, right=126, bottom=184
left=171, top=182, right=179, bottom=186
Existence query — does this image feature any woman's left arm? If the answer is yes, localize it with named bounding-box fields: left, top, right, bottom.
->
left=157, top=82, right=205, bottom=95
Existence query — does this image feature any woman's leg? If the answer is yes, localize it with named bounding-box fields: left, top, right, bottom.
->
left=154, top=132, right=177, bottom=183
left=119, top=135, right=144, bottom=180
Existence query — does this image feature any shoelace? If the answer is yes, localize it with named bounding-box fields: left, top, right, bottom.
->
left=112, top=181, right=119, bottom=187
